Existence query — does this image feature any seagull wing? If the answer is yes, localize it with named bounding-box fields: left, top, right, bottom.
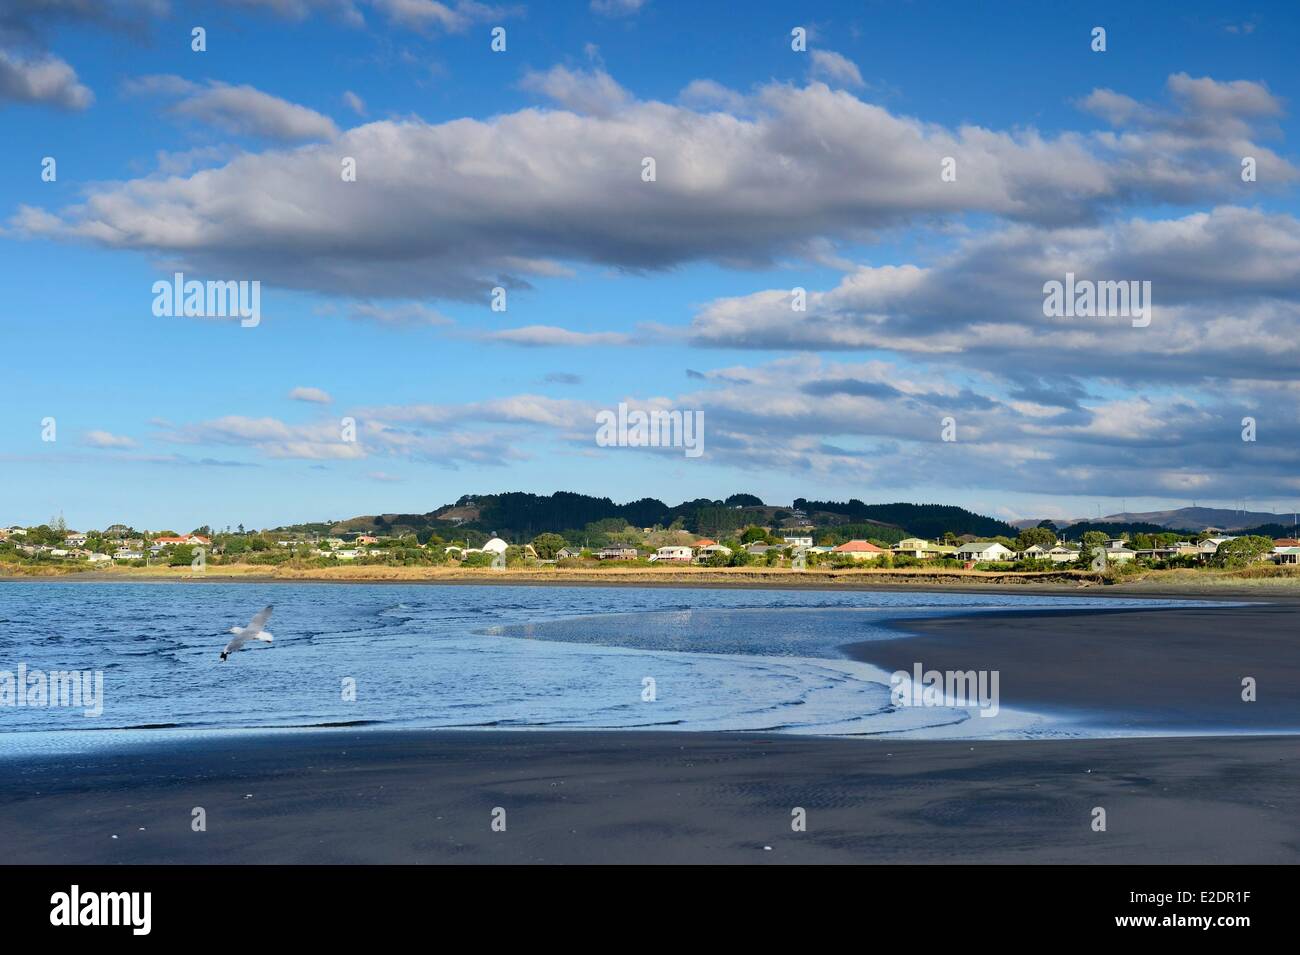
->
left=223, top=631, right=250, bottom=655
left=246, top=605, right=273, bottom=634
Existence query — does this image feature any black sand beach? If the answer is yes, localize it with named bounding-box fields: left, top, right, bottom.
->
left=4, top=591, right=1298, bottom=865
left=856, top=600, right=1300, bottom=733
left=1, top=729, right=1297, bottom=864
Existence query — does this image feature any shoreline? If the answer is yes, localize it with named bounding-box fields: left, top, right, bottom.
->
left=5, top=566, right=1300, bottom=602
left=2, top=727, right=1296, bottom=863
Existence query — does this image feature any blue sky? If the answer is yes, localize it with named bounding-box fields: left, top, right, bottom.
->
left=3, top=0, right=1300, bottom=531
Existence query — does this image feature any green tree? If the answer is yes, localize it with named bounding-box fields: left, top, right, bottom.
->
left=1015, top=527, right=1057, bottom=551
left=1211, top=535, right=1273, bottom=568
left=530, top=533, right=569, bottom=560
left=740, top=525, right=768, bottom=544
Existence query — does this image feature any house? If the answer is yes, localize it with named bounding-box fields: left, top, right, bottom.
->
left=1018, top=544, right=1050, bottom=559
left=64, top=531, right=88, bottom=547
left=832, top=540, right=887, bottom=561
left=597, top=546, right=638, bottom=560
left=1274, top=547, right=1300, bottom=565
left=695, top=543, right=733, bottom=561
left=555, top=547, right=581, bottom=560
left=782, top=536, right=813, bottom=548
left=1273, top=538, right=1300, bottom=552
left=1105, top=546, right=1137, bottom=562
left=744, top=542, right=773, bottom=555
left=649, top=546, right=693, bottom=562
left=893, top=537, right=932, bottom=558
left=112, top=549, right=143, bottom=560
left=153, top=534, right=211, bottom=548
left=86, top=553, right=111, bottom=564
left=1045, top=545, right=1079, bottom=563
left=955, top=541, right=1015, bottom=561
left=1197, top=536, right=1236, bottom=559
left=335, top=549, right=359, bottom=560
left=354, top=535, right=379, bottom=546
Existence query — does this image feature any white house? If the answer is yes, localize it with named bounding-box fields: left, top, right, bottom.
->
left=1045, top=545, right=1080, bottom=563
left=694, top=543, right=733, bottom=561
left=1019, top=544, right=1051, bottom=560
left=782, top=536, right=813, bottom=548
left=649, top=546, right=693, bottom=562
left=64, top=531, right=88, bottom=547
left=955, top=541, right=1015, bottom=561
left=1274, top=547, right=1300, bottom=565
left=86, top=553, right=111, bottom=564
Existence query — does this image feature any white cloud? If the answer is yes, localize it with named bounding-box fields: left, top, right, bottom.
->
left=84, top=430, right=137, bottom=449
left=591, top=0, right=645, bottom=16
left=809, top=50, right=864, bottom=88
left=520, top=65, right=631, bottom=116
left=0, top=49, right=92, bottom=109
left=369, top=0, right=511, bottom=33
left=342, top=89, right=366, bottom=116
left=13, top=72, right=1293, bottom=300
left=289, top=386, right=333, bottom=404
left=488, top=325, right=633, bottom=346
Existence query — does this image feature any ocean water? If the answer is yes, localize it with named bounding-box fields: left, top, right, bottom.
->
left=0, top=581, right=1239, bottom=754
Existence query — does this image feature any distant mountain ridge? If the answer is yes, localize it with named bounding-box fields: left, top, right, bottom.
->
left=1014, top=506, right=1299, bottom=533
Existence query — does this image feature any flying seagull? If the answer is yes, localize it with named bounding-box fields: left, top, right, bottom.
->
left=221, top=605, right=273, bottom=662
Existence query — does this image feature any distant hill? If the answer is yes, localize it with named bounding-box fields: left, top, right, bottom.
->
left=793, top=500, right=1017, bottom=539
left=306, top=492, right=1018, bottom=542
left=1088, top=507, right=1293, bottom=532
left=1013, top=507, right=1298, bottom=534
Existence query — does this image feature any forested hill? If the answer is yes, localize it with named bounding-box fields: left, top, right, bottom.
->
left=792, top=500, right=1018, bottom=540
left=307, top=492, right=1017, bottom=542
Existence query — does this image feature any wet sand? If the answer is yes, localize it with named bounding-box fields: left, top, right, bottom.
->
left=1, top=729, right=1297, bottom=864
left=853, top=600, right=1300, bottom=733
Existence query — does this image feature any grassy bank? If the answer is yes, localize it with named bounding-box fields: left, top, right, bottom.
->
left=5, top=559, right=1300, bottom=591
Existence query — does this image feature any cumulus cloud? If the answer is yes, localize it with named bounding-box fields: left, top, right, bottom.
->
left=369, top=0, right=513, bottom=33
left=690, top=207, right=1300, bottom=383
left=221, top=0, right=365, bottom=25
left=13, top=71, right=1288, bottom=299
left=520, top=65, right=630, bottom=116
left=0, top=0, right=166, bottom=43
left=0, top=49, right=92, bottom=109
left=809, top=50, right=864, bottom=88
left=126, top=74, right=339, bottom=141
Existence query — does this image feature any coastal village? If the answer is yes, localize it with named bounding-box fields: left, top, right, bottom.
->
left=2, top=511, right=1297, bottom=575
